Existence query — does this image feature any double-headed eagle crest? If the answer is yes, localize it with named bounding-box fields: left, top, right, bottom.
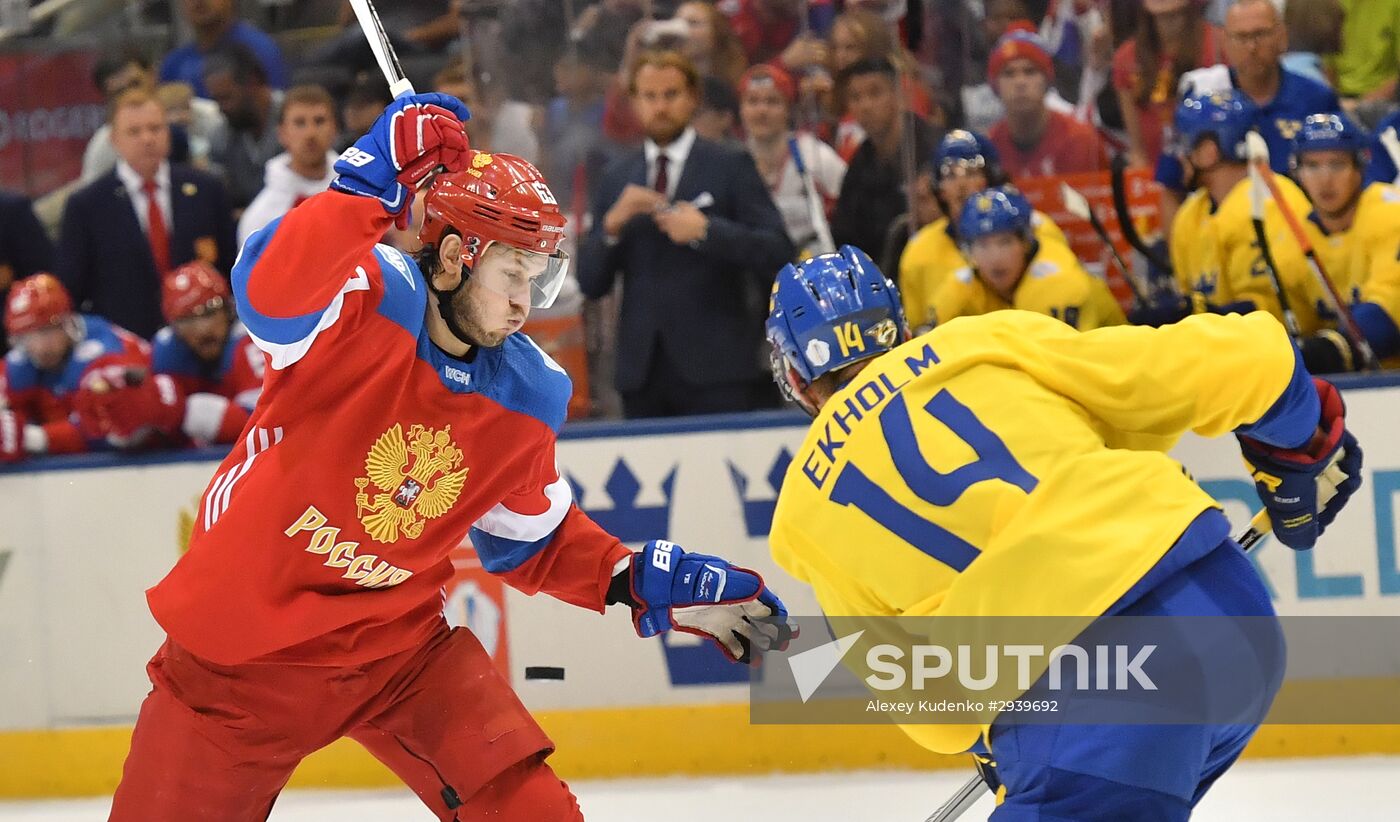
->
left=355, top=423, right=469, bottom=543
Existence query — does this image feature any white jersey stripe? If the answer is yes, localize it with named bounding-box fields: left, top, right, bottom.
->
left=214, top=428, right=264, bottom=525
left=204, top=468, right=229, bottom=531
left=246, top=267, right=370, bottom=371
left=473, top=471, right=573, bottom=543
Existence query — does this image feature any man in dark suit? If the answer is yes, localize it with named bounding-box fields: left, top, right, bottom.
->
left=57, top=88, right=235, bottom=340
left=579, top=50, right=793, bottom=418
left=0, top=190, right=55, bottom=353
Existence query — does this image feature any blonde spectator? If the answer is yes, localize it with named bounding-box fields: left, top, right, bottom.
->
left=673, top=1, right=749, bottom=86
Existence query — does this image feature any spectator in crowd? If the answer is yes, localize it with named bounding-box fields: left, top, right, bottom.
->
left=1329, top=0, right=1400, bottom=102
left=155, top=82, right=225, bottom=173
left=931, top=186, right=1125, bottom=330
left=237, top=85, right=339, bottom=247
left=337, top=78, right=393, bottom=153
left=739, top=64, right=847, bottom=255
left=432, top=62, right=541, bottom=165
left=159, top=0, right=288, bottom=97
left=1157, top=0, right=1340, bottom=228
left=81, top=48, right=213, bottom=185
left=823, top=8, right=939, bottom=161
left=204, top=45, right=285, bottom=211
left=56, top=88, right=235, bottom=340
left=1, top=274, right=149, bottom=463
left=572, top=0, right=647, bottom=73
left=307, top=0, right=457, bottom=85
left=673, top=1, right=750, bottom=86
left=728, top=0, right=812, bottom=66
left=695, top=75, right=741, bottom=144
left=0, top=192, right=55, bottom=353
left=1283, top=0, right=1345, bottom=87
left=960, top=0, right=1036, bottom=131
left=579, top=50, right=792, bottom=418
left=1112, top=0, right=1224, bottom=168
left=986, top=29, right=1108, bottom=179
left=830, top=58, right=942, bottom=270
left=542, top=48, right=613, bottom=207
left=900, top=129, right=1070, bottom=332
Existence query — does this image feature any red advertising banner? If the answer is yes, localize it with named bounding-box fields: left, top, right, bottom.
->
left=444, top=539, right=512, bottom=678
left=1016, top=168, right=1164, bottom=310
left=0, top=48, right=106, bottom=197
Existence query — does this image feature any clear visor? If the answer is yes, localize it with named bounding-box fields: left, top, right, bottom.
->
left=472, top=241, right=571, bottom=309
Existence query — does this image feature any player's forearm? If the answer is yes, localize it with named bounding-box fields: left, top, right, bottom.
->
left=236, top=192, right=393, bottom=320
left=492, top=505, right=632, bottom=613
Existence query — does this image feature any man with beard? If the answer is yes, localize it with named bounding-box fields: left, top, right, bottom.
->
left=1, top=274, right=149, bottom=463
left=1156, top=0, right=1340, bottom=231
left=76, top=261, right=264, bottom=449
left=1290, top=113, right=1400, bottom=372
left=579, top=50, right=793, bottom=418
left=204, top=44, right=284, bottom=210
left=237, top=85, right=339, bottom=246
left=108, top=93, right=792, bottom=820
left=930, top=186, right=1124, bottom=330
left=1133, top=90, right=1318, bottom=331
left=899, top=129, right=1069, bottom=333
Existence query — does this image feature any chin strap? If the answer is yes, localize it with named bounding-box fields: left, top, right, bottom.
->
left=430, top=264, right=485, bottom=350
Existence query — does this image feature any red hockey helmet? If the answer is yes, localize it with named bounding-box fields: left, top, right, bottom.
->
left=418, top=151, right=570, bottom=308
left=5, top=273, right=73, bottom=337
left=162, top=261, right=230, bottom=324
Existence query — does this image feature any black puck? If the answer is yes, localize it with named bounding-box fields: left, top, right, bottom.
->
left=524, top=666, right=566, bottom=681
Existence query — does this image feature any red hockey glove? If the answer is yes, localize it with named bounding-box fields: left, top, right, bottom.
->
left=75, top=359, right=186, bottom=445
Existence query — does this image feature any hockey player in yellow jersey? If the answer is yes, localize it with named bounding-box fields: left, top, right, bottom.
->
left=1135, top=91, right=1321, bottom=333
left=1289, top=112, right=1400, bottom=372
left=929, top=186, right=1124, bottom=330
left=765, top=245, right=1362, bottom=819
left=899, top=130, right=1068, bottom=332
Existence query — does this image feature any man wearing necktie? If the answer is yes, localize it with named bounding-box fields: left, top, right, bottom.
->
left=56, top=88, right=235, bottom=340
left=579, top=51, right=793, bottom=418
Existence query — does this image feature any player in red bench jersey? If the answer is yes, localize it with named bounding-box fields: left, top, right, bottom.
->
left=110, top=93, right=791, bottom=821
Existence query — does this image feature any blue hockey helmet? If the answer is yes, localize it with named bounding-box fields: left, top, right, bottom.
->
left=1171, top=89, right=1258, bottom=163
left=766, top=245, right=907, bottom=413
left=932, top=129, right=1005, bottom=184
left=957, top=185, right=1034, bottom=247
left=1290, top=112, right=1369, bottom=169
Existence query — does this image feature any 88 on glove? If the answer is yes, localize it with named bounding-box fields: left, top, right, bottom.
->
left=330, top=92, right=471, bottom=227
left=628, top=540, right=794, bottom=665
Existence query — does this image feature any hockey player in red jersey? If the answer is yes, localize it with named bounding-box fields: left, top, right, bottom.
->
left=75, top=261, right=265, bottom=448
left=109, top=93, right=791, bottom=821
left=1, top=273, right=148, bottom=462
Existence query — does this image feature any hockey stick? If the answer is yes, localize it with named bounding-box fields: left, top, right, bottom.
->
left=1378, top=127, right=1400, bottom=185
left=1109, top=154, right=1171, bottom=273
left=924, top=511, right=1273, bottom=822
left=1244, top=132, right=1379, bottom=370
left=1244, top=136, right=1304, bottom=344
left=790, top=135, right=837, bottom=254
left=349, top=0, right=415, bottom=98
left=1060, top=181, right=1149, bottom=306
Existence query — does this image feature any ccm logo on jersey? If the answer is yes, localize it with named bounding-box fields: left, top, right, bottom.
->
left=284, top=506, right=414, bottom=588
left=443, top=364, right=471, bottom=387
